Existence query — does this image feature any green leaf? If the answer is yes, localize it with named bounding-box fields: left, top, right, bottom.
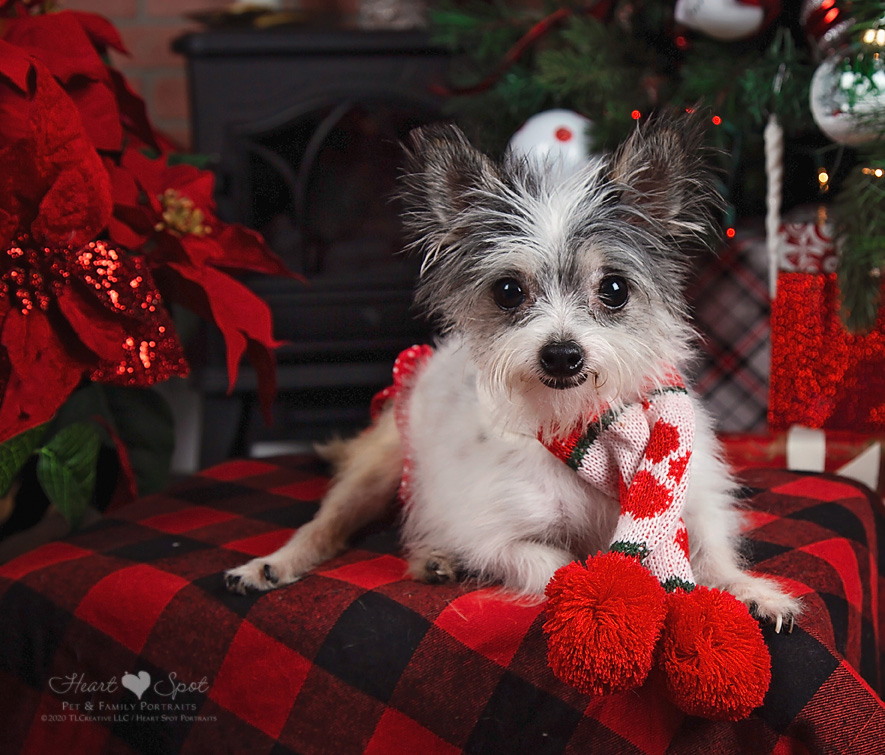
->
left=47, top=383, right=113, bottom=442
left=48, top=383, right=176, bottom=498
left=36, top=423, right=102, bottom=528
left=0, top=423, right=48, bottom=496
left=103, top=386, right=175, bottom=496
left=167, top=152, right=215, bottom=170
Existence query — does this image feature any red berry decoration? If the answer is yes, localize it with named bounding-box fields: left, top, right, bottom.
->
left=657, top=587, right=771, bottom=720
left=544, top=553, right=668, bottom=696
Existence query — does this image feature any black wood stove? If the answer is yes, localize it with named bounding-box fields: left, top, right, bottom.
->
left=173, top=27, right=448, bottom=465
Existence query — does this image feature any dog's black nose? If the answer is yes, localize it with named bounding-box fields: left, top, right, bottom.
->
left=539, top=341, right=585, bottom=379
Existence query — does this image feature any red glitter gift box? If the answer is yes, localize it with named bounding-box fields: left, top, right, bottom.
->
left=769, top=271, right=885, bottom=432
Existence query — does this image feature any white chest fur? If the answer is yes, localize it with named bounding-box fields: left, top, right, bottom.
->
left=399, top=338, right=621, bottom=591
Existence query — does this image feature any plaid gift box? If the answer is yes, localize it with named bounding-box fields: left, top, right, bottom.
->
left=687, top=220, right=770, bottom=433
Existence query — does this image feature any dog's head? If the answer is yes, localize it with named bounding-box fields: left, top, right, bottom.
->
left=400, top=113, right=721, bottom=438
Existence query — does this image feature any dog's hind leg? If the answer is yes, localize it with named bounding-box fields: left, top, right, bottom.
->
left=224, top=407, right=403, bottom=594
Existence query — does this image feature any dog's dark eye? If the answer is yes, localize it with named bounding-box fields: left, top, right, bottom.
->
left=492, top=277, right=525, bottom=310
left=598, top=275, right=629, bottom=309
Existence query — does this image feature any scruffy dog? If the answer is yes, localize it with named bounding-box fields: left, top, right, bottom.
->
left=225, top=114, right=799, bottom=630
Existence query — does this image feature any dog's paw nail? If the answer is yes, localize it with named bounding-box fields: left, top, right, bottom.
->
left=263, top=564, right=278, bottom=584
left=787, top=616, right=795, bottom=634
left=224, top=573, right=242, bottom=592
left=426, top=563, right=447, bottom=584
left=423, top=557, right=455, bottom=585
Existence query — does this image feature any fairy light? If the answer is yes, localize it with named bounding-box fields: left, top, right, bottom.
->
left=711, top=115, right=722, bottom=126
left=631, top=110, right=641, bottom=120
left=725, top=227, right=736, bottom=239
left=862, top=166, right=885, bottom=177
left=863, top=28, right=885, bottom=47
left=818, top=167, right=830, bottom=192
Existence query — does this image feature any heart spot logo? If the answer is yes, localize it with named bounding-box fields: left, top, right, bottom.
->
left=121, top=671, right=151, bottom=700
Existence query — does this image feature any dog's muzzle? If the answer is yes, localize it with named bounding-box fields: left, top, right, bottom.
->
left=539, top=341, right=588, bottom=390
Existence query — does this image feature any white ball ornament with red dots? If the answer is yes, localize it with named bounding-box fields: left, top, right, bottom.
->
left=507, top=109, right=595, bottom=181
left=674, top=0, right=780, bottom=42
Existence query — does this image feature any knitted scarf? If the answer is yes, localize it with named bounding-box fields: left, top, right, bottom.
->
left=543, top=380, right=697, bottom=592
left=375, top=346, right=697, bottom=593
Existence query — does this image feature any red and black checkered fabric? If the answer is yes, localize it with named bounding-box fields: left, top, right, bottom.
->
left=1, top=455, right=883, bottom=754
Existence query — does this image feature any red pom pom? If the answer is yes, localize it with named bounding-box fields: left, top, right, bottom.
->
left=544, top=552, right=667, bottom=695
left=658, top=587, right=771, bottom=720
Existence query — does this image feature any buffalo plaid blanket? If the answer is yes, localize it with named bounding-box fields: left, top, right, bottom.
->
left=1, top=455, right=883, bottom=754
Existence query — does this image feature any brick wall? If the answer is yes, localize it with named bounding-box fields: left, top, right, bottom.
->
left=63, top=0, right=232, bottom=150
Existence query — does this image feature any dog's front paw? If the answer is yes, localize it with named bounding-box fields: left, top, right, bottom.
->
left=728, top=575, right=801, bottom=633
left=224, top=557, right=301, bottom=595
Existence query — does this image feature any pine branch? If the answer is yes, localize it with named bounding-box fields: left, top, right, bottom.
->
left=835, top=154, right=885, bottom=331
left=429, top=0, right=885, bottom=324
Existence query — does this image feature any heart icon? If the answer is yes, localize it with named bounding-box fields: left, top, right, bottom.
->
left=121, top=671, right=151, bottom=700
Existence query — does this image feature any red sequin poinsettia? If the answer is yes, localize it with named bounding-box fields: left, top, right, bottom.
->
left=107, top=148, right=294, bottom=417
left=0, top=5, right=295, bottom=453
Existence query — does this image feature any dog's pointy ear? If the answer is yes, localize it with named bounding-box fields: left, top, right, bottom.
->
left=400, top=123, right=499, bottom=233
left=609, top=110, right=721, bottom=241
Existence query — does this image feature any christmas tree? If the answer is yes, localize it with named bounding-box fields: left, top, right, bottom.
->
left=429, top=0, right=885, bottom=331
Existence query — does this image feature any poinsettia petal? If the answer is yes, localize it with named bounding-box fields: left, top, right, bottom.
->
left=26, top=65, right=112, bottom=245
left=109, top=206, right=152, bottom=250
left=0, top=40, right=33, bottom=93
left=106, top=67, right=161, bottom=152
left=104, top=157, right=154, bottom=248
left=70, top=11, right=128, bottom=55
left=161, top=261, right=283, bottom=395
left=56, top=285, right=135, bottom=361
left=5, top=13, right=132, bottom=153
left=0, top=45, right=34, bottom=146
left=33, top=164, right=112, bottom=248
left=4, top=12, right=108, bottom=84
left=52, top=241, right=188, bottom=386
left=122, top=148, right=168, bottom=213
left=166, top=233, right=216, bottom=268
left=0, top=138, right=52, bottom=247
left=161, top=264, right=245, bottom=388
left=176, top=169, right=217, bottom=210
left=124, top=152, right=218, bottom=220
left=0, top=140, right=44, bottom=246
left=87, top=324, right=188, bottom=387
left=65, top=77, right=123, bottom=152
left=0, top=309, right=89, bottom=444
left=213, top=224, right=301, bottom=280
left=104, top=155, right=142, bottom=208
left=0, top=367, right=80, bottom=445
